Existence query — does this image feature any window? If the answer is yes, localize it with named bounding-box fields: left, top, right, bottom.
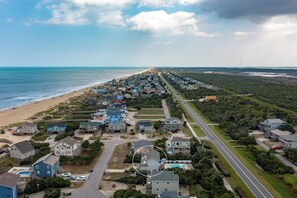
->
left=165, top=188, right=167, bottom=191
left=157, top=188, right=158, bottom=191
left=47, top=171, right=50, bottom=175
left=47, top=165, right=50, bottom=169
left=35, top=165, right=39, bottom=169
left=167, top=182, right=170, bottom=184
left=37, top=171, right=40, bottom=175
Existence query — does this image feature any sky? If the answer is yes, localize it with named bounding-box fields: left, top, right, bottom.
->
left=0, top=0, right=297, bottom=67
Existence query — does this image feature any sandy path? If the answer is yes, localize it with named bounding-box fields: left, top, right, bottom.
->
left=0, top=88, right=89, bottom=128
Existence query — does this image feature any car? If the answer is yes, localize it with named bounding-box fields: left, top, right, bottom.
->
left=77, top=176, right=87, bottom=181
left=62, top=192, right=72, bottom=196
left=48, top=135, right=53, bottom=139
left=61, top=172, right=71, bottom=177
left=68, top=176, right=77, bottom=180
left=0, top=149, right=5, bottom=154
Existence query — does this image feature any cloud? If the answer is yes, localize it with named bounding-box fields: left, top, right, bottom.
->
left=153, top=41, right=172, bottom=45
left=69, top=0, right=133, bottom=8
left=261, top=15, right=297, bottom=37
left=97, top=11, right=126, bottom=27
left=234, top=31, right=257, bottom=40
left=138, top=0, right=200, bottom=7
left=44, top=3, right=89, bottom=25
left=128, top=10, right=215, bottom=37
left=200, top=0, right=297, bottom=20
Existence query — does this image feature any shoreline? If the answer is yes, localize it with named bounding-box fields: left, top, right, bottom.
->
left=0, top=68, right=151, bottom=128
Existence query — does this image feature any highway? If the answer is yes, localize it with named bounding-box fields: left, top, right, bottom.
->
left=160, top=74, right=273, bottom=198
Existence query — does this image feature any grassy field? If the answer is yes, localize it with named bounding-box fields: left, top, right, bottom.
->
left=108, top=143, right=131, bottom=169
left=181, top=126, right=194, bottom=137
left=190, top=124, right=205, bottom=137
left=138, top=115, right=165, bottom=119
left=137, top=108, right=164, bottom=115
left=0, top=156, right=20, bottom=174
left=31, top=132, right=48, bottom=141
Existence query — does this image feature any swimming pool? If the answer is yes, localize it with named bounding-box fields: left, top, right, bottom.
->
left=165, top=164, right=187, bottom=169
left=18, top=171, right=31, bottom=177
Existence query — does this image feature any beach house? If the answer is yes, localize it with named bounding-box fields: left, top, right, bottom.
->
left=79, top=122, right=100, bottom=133
left=164, top=117, right=181, bottom=132
left=136, top=120, right=153, bottom=133
left=131, top=140, right=153, bottom=154
left=166, top=137, right=191, bottom=155
left=108, top=122, right=127, bottom=133
left=47, top=123, right=67, bottom=134
left=140, top=150, right=160, bottom=173
left=279, top=135, right=297, bottom=149
left=10, top=140, right=35, bottom=160
left=146, top=171, right=179, bottom=195
left=258, top=119, right=286, bottom=132
left=15, top=122, right=37, bottom=135
left=54, top=136, right=82, bottom=157
left=0, top=172, right=20, bottom=198
left=33, top=154, right=60, bottom=178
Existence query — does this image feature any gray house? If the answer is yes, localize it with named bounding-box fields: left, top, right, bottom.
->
left=131, top=140, right=152, bottom=154
left=54, top=136, right=82, bottom=157
left=166, top=136, right=191, bottom=155
left=140, top=150, right=160, bottom=173
left=147, top=171, right=179, bottom=195
left=279, top=135, right=297, bottom=149
left=136, top=120, right=153, bottom=133
left=259, top=119, right=286, bottom=132
left=108, top=122, right=127, bottom=133
left=164, top=117, right=181, bottom=132
left=10, top=140, right=35, bottom=160
left=79, top=122, right=100, bottom=133
left=15, top=122, right=37, bottom=135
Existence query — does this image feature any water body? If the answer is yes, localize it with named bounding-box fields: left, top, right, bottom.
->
left=0, top=67, right=147, bottom=110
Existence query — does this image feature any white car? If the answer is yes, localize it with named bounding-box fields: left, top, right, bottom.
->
left=61, top=172, right=71, bottom=177
left=77, top=176, right=87, bottom=181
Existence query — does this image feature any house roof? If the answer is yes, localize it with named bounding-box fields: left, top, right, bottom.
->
left=138, top=120, right=153, bottom=127
left=171, top=136, right=190, bottom=143
left=33, top=153, right=59, bottom=166
left=48, top=123, right=67, bottom=128
left=150, top=171, right=179, bottom=182
left=109, top=122, right=126, bottom=127
left=133, top=140, right=152, bottom=150
left=265, top=119, right=285, bottom=124
left=270, top=129, right=291, bottom=136
left=22, top=122, right=36, bottom=127
left=0, top=172, right=20, bottom=188
left=280, top=135, right=297, bottom=141
left=60, top=136, right=79, bottom=146
left=147, top=150, right=160, bottom=161
left=165, top=117, right=181, bottom=122
left=13, top=140, right=34, bottom=154
left=80, top=122, right=100, bottom=127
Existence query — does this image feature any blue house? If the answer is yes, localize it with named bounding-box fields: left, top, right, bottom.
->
left=107, top=108, right=123, bottom=124
left=0, top=172, right=20, bottom=198
left=95, top=86, right=106, bottom=95
left=33, top=154, right=60, bottom=178
left=47, top=123, right=67, bottom=134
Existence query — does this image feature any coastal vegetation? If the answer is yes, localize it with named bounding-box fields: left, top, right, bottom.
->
left=24, top=177, right=70, bottom=194
left=114, top=189, right=154, bottom=198
left=126, top=95, right=163, bottom=108
left=166, top=96, right=182, bottom=119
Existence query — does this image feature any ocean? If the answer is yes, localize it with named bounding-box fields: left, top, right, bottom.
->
left=0, top=67, right=147, bottom=110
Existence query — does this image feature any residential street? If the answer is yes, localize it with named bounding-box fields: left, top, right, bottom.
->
left=70, top=135, right=123, bottom=198
left=160, top=74, right=273, bottom=198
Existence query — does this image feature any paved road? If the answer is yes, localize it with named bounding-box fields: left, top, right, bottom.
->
left=70, top=135, right=123, bottom=198
left=160, top=74, right=273, bottom=198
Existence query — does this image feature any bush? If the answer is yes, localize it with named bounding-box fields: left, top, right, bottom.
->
left=24, top=178, right=70, bottom=194
left=44, top=188, right=61, bottom=198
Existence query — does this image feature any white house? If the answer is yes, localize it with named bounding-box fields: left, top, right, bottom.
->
left=15, top=122, right=37, bottom=135
left=266, top=129, right=291, bottom=141
left=10, top=140, right=35, bottom=160
left=164, top=117, right=181, bottom=132
left=147, top=171, right=179, bottom=195
left=140, top=150, right=160, bottom=173
left=54, top=136, right=82, bottom=157
left=259, top=119, right=285, bottom=132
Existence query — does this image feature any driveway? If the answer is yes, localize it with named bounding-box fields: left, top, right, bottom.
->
left=70, top=138, right=124, bottom=198
left=162, top=99, right=170, bottom=119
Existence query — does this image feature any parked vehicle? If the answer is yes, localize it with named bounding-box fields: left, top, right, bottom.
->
left=77, top=176, right=87, bottom=181
left=62, top=192, right=72, bottom=196
left=61, top=172, right=71, bottom=177
left=68, top=176, right=77, bottom=180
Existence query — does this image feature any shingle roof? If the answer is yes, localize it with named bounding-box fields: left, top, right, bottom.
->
left=13, top=140, right=34, bottom=154
left=138, top=120, right=153, bottom=127
left=48, top=123, right=67, bottom=128
left=147, top=150, right=160, bottom=161
left=0, top=172, right=20, bottom=188
left=150, top=171, right=179, bottom=182
left=80, top=122, right=100, bottom=127
left=171, top=136, right=190, bottom=142
left=22, top=122, right=36, bottom=127
left=60, top=136, right=78, bottom=146
left=33, top=153, right=59, bottom=166
left=133, top=140, right=152, bottom=150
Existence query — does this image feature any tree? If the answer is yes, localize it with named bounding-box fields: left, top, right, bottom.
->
left=153, top=120, right=162, bottom=130
left=279, top=123, right=296, bottom=133
left=44, top=188, right=61, bottom=198
left=82, top=140, right=90, bottom=149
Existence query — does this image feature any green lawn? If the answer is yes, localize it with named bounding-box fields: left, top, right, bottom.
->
left=181, top=126, right=194, bottom=137
left=0, top=156, right=20, bottom=174
left=138, top=115, right=165, bottom=119
left=31, top=132, right=48, bottom=141
left=137, top=108, right=164, bottom=115
left=190, top=124, right=205, bottom=137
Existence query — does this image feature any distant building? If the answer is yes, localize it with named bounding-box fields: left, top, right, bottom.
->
left=54, top=136, right=82, bottom=157
left=0, top=172, right=20, bottom=198
left=166, top=137, right=191, bottom=155
left=108, top=122, right=127, bottom=133
left=259, top=119, right=286, bottom=132
left=15, top=122, right=37, bottom=135
left=33, top=154, right=60, bottom=178
left=136, top=120, right=153, bottom=133
left=10, top=140, right=35, bottom=160
left=279, top=135, right=297, bottom=149
left=79, top=122, right=100, bottom=133
left=147, top=171, right=179, bottom=195
left=47, top=123, right=67, bottom=134
left=140, top=150, right=160, bottom=173
left=164, top=117, right=181, bottom=132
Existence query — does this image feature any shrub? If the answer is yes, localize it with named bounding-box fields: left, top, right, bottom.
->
left=44, top=188, right=61, bottom=198
left=24, top=177, right=70, bottom=194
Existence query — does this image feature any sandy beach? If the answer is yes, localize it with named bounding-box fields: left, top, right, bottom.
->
left=0, top=88, right=90, bottom=128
